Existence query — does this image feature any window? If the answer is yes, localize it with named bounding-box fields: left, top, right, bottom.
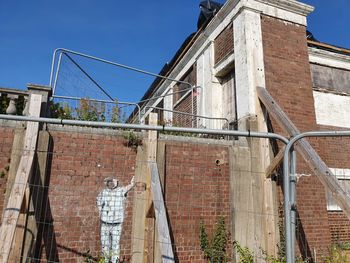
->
left=326, top=168, right=350, bottom=211
left=221, top=70, right=237, bottom=129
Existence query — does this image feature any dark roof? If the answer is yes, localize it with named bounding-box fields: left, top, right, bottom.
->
left=135, top=1, right=223, bottom=114
left=197, top=1, right=223, bottom=29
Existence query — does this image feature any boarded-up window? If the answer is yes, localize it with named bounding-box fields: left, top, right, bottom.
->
left=221, top=70, right=236, bottom=128
left=311, top=64, right=350, bottom=94
left=214, top=23, right=234, bottom=65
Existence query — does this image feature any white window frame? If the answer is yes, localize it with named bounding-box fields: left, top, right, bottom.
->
left=326, top=168, right=350, bottom=211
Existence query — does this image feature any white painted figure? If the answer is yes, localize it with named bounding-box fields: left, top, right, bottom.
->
left=97, top=176, right=135, bottom=263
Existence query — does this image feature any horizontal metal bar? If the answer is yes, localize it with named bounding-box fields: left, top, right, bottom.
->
left=50, top=48, right=192, bottom=88
left=0, top=114, right=288, bottom=144
left=52, top=95, right=137, bottom=107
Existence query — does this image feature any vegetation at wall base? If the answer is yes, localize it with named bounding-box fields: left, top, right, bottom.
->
left=233, top=241, right=254, bottom=263
left=199, top=216, right=229, bottom=263
left=323, top=244, right=350, bottom=263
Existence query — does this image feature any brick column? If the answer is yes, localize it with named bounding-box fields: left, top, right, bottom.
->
left=257, top=1, right=332, bottom=260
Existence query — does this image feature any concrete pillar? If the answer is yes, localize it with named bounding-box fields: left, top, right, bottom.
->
left=233, top=8, right=265, bottom=127
left=27, top=84, right=52, bottom=117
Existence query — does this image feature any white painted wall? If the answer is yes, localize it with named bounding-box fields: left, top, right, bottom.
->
left=309, top=47, right=350, bottom=71
left=313, top=91, right=350, bottom=128
left=163, top=88, right=173, bottom=124
left=196, top=43, right=223, bottom=129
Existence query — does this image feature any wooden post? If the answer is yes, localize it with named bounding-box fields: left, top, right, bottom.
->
left=0, top=94, right=42, bottom=263
left=132, top=113, right=174, bottom=262
left=131, top=146, right=149, bottom=263
left=144, top=113, right=158, bottom=262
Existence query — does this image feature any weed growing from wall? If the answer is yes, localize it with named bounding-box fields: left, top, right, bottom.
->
left=123, top=131, right=142, bottom=149
left=199, top=216, right=229, bottom=263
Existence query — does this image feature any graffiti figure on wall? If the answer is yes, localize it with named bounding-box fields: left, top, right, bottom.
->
left=97, top=176, right=135, bottom=263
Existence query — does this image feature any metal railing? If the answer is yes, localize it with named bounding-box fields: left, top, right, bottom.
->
left=283, top=131, right=350, bottom=263
left=49, top=48, right=197, bottom=124
left=145, top=106, right=229, bottom=129
left=53, top=95, right=141, bottom=123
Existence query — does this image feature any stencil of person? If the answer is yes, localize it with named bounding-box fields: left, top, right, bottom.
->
left=97, top=176, right=135, bottom=263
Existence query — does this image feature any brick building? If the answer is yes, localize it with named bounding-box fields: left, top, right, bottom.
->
left=1, top=0, right=350, bottom=262
left=136, top=0, right=350, bottom=261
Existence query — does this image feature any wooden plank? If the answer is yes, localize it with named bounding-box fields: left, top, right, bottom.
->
left=257, top=86, right=350, bottom=219
left=144, top=113, right=157, bottom=263
left=131, top=147, right=149, bottom=263
left=2, top=129, right=26, bottom=262
left=154, top=142, right=166, bottom=263
left=3, top=129, right=25, bottom=209
left=149, top=163, right=175, bottom=263
left=156, top=142, right=166, bottom=191
left=0, top=94, right=42, bottom=263
left=308, top=39, right=350, bottom=55
left=265, top=147, right=285, bottom=178
left=22, top=131, right=51, bottom=261
left=148, top=113, right=158, bottom=162
left=132, top=113, right=158, bottom=263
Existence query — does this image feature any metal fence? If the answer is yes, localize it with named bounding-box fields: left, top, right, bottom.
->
left=0, top=115, right=350, bottom=263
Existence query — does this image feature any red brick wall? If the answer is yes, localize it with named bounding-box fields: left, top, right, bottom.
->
left=0, top=124, right=233, bottom=262
left=328, top=212, right=350, bottom=243
left=316, top=124, right=350, bottom=244
left=173, top=94, right=197, bottom=128
left=214, top=22, right=234, bottom=64
left=261, top=15, right=332, bottom=258
left=0, top=126, right=14, bottom=220
left=38, top=130, right=137, bottom=262
left=173, top=65, right=197, bottom=127
left=164, top=141, right=232, bottom=262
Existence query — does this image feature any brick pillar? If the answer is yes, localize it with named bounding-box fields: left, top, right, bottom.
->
left=259, top=2, right=332, bottom=260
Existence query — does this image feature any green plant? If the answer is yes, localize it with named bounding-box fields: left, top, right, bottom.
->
left=83, top=250, right=108, bottom=263
left=123, top=131, right=143, bottom=148
left=0, top=162, right=10, bottom=179
left=49, top=101, right=73, bottom=119
left=323, top=245, right=349, bottom=263
left=199, top=216, right=229, bottom=263
left=233, top=241, right=254, bottom=263
left=83, top=249, right=94, bottom=263
left=0, top=95, right=9, bottom=114
left=159, top=120, right=199, bottom=137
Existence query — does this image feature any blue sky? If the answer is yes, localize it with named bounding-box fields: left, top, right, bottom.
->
left=0, top=0, right=349, bottom=103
